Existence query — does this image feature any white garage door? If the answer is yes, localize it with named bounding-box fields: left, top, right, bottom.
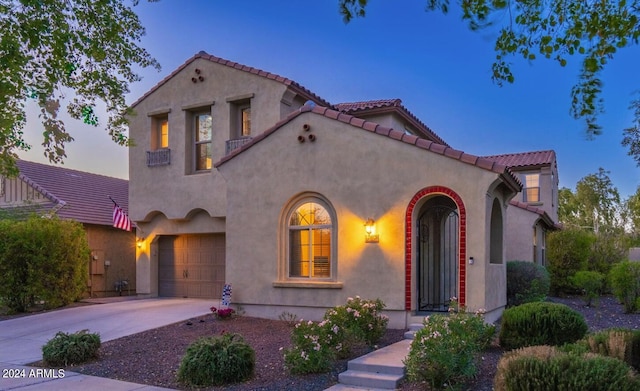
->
left=158, top=234, right=225, bottom=299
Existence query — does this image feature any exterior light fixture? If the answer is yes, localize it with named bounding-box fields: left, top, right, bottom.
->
left=136, top=238, right=144, bottom=248
left=364, top=218, right=379, bottom=243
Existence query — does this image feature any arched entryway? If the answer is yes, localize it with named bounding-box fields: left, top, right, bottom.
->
left=405, top=186, right=466, bottom=311
left=417, top=196, right=459, bottom=312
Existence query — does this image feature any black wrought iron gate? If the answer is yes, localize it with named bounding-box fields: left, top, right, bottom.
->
left=417, top=197, right=459, bottom=312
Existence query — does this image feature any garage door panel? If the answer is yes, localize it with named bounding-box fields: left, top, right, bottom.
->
left=158, top=234, right=225, bottom=299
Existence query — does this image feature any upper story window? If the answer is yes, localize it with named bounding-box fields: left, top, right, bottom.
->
left=194, top=112, right=212, bottom=171
left=151, top=116, right=169, bottom=150
left=523, top=173, right=540, bottom=203
left=287, top=199, right=334, bottom=279
left=240, top=105, right=251, bottom=137
left=146, top=113, right=171, bottom=167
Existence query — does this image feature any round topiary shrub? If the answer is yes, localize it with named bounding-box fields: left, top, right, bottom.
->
left=494, top=345, right=640, bottom=391
left=177, top=333, right=255, bottom=387
left=506, top=261, right=550, bottom=307
left=42, top=330, right=101, bottom=366
left=499, top=302, right=588, bottom=350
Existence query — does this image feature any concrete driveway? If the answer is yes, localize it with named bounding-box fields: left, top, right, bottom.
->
left=0, top=298, right=211, bottom=390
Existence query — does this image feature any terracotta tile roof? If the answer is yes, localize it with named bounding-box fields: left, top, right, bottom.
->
left=215, top=104, right=521, bottom=192
left=483, top=150, right=556, bottom=170
left=130, top=51, right=332, bottom=109
left=335, top=99, right=449, bottom=146
left=14, top=160, right=129, bottom=226
left=509, top=200, right=560, bottom=229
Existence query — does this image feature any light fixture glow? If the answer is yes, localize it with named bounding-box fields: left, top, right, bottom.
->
left=364, top=218, right=379, bottom=243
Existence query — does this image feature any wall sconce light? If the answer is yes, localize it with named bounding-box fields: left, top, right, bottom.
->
left=364, top=218, right=379, bottom=243
left=468, top=256, right=474, bottom=265
left=136, top=238, right=144, bottom=248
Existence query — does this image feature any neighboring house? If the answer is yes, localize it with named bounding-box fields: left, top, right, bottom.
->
left=484, top=151, right=560, bottom=265
left=0, top=160, right=135, bottom=297
left=129, top=51, right=558, bottom=327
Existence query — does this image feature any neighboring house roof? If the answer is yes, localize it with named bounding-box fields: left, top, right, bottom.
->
left=130, top=51, right=333, bottom=109
left=335, top=99, right=449, bottom=147
left=509, top=200, right=560, bottom=229
left=13, top=160, right=129, bottom=226
left=483, top=150, right=556, bottom=170
left=216, top=103, right=522, bottom=192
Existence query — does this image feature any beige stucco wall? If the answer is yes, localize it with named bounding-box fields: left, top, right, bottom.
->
left=504, top=207, right=548, bottom=265
left=128, top=57, right=308, bottom=222
left=218, top=112, right=511, bottom=327
left=85, top=224, right=136, bottom=297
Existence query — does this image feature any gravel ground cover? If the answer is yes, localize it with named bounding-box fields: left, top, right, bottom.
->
left=7, top=295, right=639, bottom=390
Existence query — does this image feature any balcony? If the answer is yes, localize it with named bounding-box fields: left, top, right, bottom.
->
left=225, top=137, right=253, bottom=155
left=146, top=148, right=171, bottom=166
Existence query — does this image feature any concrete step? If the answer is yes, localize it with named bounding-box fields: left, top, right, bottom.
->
left=338, top=369, right=404, bottom=390
left=335, top=339, right=411, bottom=389
left=324, top=384, right=391, bottom=391
left=403, top=323, right=423, bottom=340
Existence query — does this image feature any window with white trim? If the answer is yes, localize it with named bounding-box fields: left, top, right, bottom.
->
left=287, top=199, right=334, bottom=279
left=194, top=112, right=212, bottom=171
left=523, top=174, right=540, bottom=203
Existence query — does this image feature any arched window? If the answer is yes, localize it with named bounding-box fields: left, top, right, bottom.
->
left=490, top=198, right=504, bottom=264
left=287, top=199, right=334, bottom=279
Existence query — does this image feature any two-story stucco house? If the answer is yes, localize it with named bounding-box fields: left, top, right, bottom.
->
left=129, top=51, right=558, bottom=327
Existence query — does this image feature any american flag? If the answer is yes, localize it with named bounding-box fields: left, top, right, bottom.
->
left=113, top=205, right=132, bottom=231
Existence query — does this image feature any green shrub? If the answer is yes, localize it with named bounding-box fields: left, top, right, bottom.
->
left=42, top=330, right=101, bottom=366
left=284, top=296, right=389, bottom=374
left=494, top=345, right=640, bottom=391
left=572, top=328, right=640, bottom=371
left=404, top=300, right=495, bottom=390
left=506, top=261, right=550, bottom=307
left=323, top=296, right=388, bottom=352
left=177, top=333, right=255, bottom=387
left=284, top=319, right=336, bottom=374
left=546, top=228, right=595, bottom=295
left=609, top=261, right=640, bottom=313
left=570, top=270, right=605, bottom=306
left=499, top=302, right=588, bottom=350
left=0, top=216, right=90, bottom=312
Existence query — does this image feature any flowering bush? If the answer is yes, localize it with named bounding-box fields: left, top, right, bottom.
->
left=210, top=306, right=235, bottom=319
left=283, top=319, right=336, bottom=374
left=324, top=296, right=389, bottom=357
left=284, top=296, right=389, bottom=373
left=404, top=298, right=495, bottom=390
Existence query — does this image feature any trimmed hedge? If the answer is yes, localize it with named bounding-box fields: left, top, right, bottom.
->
left=499, top=302, right=588, bottom=350
left=177, top=333, right=255, bottom=387
left=494, top=345, right=640, bottom=391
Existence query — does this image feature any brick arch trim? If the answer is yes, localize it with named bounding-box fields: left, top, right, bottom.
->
left=405, top=186, right=467, bottom=310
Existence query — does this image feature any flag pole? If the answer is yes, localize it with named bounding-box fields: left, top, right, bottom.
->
left=108, top=195, right=142, bottom=234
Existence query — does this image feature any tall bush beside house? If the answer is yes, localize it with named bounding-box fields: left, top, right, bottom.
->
left=546, top=228, right=595, bottom=295
left=609, top=261, right=640, bottom=313
left=0, top=216, right=90, bottom=312
left=506, top=261, right=550, bottom=307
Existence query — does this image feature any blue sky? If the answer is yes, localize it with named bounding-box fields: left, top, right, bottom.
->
left=20, top=1, right=640, bottom=198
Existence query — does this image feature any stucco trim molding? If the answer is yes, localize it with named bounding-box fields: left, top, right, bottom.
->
left=405, top=186, right=467, bottom=311
left=272, top=281, right=343, bottom=289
